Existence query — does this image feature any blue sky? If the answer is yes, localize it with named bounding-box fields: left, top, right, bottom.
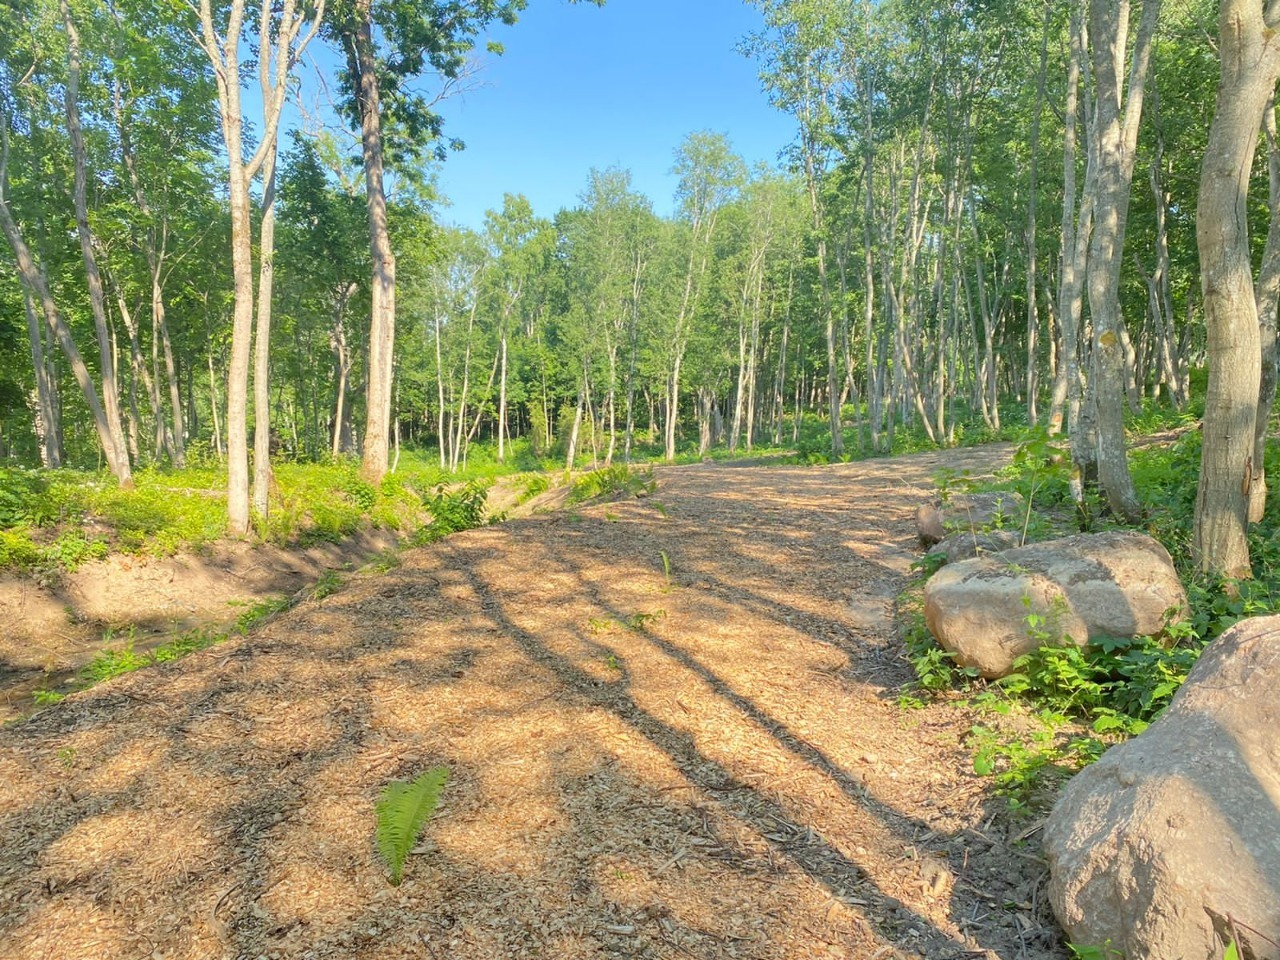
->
left=423, top=0, right=797, bottom=229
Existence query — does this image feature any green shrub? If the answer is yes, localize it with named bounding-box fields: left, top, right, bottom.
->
left=413, top=482, right=490, bottom=545
left=45, top=532, right=109, bottom=570
left=0, top=529, right=41, bottom=569
left=520, top=474, right=550, bottom=502
left=567, top=465, right=655, bottom=505
left=0, top=467, right=47, bottom=527
left=342, top=474, right=378, bottom=511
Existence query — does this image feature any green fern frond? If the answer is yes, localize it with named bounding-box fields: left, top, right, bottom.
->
left=375, top=765, right=450, bottom=885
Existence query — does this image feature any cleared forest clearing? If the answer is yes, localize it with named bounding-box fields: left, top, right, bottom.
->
left=0, top=446, right=1070, bottom=960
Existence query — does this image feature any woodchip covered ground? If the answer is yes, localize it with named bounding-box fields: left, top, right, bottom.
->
left=0, top=446, right=1070, bottom=960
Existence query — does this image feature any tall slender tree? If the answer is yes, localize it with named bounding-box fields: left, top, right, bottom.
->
left=196, top=0, right=322, bottom=534
left=1194, top=0, right=1280, bottom=578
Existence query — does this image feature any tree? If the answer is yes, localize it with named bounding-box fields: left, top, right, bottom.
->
left=482, top=194, right=552, bottom=463
left=277, top=137, right=369, bottom=458
left=196, top=0, right=323, bottom=533
left=323, top=0, right=602, bottom=483
left=1082, top=0, right=1160, bottom=523
left=662, top=133, right=744, bottom=461
left=1194, top=0, right=1280, bottom=578
left=0, top=4, right=126, bottom=483
left=745, top=0, right=852, bottom=458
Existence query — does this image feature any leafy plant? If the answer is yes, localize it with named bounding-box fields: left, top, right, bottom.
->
left=567, top=465, right=656, bottom=505
left=970, top=718, right=1106, bottom=812
left=519, top=473, right=550, bottom=503
left=311, top=571, right=343, bottom=600
left=624, top=610, right=664, bottom=630
left=80, top=639, right=150, bottom=684
left=46, top=532, right=109, bottom=570
left=0, top=467, right=48, bottom=527
left=0, top=529, right=42, bottom=569
left=234, top=596, right=291, bottom=634
left=375, top=766, right=450, bottom=885
left=414, top=482, right=490, bottom=545
left=910, top=550, right=948, bottom=578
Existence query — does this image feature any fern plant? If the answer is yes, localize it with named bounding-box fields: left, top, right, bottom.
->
left=376, top=766, right=450, bottom=885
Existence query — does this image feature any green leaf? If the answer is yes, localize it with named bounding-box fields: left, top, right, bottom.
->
left=973, top=750, right=995, bottom=776
left=375, top=766, right=450, bottom=885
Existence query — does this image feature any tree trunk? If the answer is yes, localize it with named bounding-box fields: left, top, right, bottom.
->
left=116, top=79, right=185, bottom=467
left=110, top=277, right=168, bottom=458
left=498, top=323, right=509, bottom=463
left=20, top=283, right=61, bottom=468
left=62, top=0, right=132, bottom=486
left=1146, top=103, right=1185, bottom=407
left=350, top=0, right=396, bottom=484
left=666, top=353, right=683, bottom=461
left=434, top=305, right=447, bottom=468
left=252, top=149, right=279, bottom=519
left=200, top=0, right=319, bottom=531
left=0, top=112, right=120, bottom=477
left=1249, top=95, right=1280, bottom=523
left=1050, top=0, right=1087, bottom=442
left=1025, top=1, right=1051, bottom=426
left=1196, top=0, right=1280, bottom=576
left=1084, top=0, right=1158, bottom=523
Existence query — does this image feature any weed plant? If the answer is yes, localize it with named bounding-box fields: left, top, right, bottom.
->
left=567, top=465, right=656, bottom=504
left=412, top=481, right=491, bottom=545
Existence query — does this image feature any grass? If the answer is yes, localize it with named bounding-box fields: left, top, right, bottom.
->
left=24, top=592, right=305, bottom=715
left=566, top=465, right=656, bottom=505
left=70, top=594, right=294, bottom=693
left=0, top=456, right=495, bottom=573
left=0, top=400, right=1046, bottom=575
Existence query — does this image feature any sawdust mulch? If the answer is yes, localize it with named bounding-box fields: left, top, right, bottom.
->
left=0, top=445, right=1069, bottom=960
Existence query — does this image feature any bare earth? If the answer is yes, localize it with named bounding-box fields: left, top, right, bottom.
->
left=0, top=445, right=1070, bottom=960
left=0, top=530, right=400, bottom=723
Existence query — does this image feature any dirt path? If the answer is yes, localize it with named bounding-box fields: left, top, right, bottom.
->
left=0, top=445, right=1068, bottom=960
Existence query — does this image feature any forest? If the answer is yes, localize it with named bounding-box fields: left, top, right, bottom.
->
left=0, top=0, right=1277, bottom=579
left=5, top=3, right=1280, bottom=958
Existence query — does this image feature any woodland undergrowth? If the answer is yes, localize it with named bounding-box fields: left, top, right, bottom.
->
left=900, top=395, right=1280, bottom=812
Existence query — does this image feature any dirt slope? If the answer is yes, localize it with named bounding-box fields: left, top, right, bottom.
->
left=0, top=445, right=1069, bottom=960
left=0, top=530, right=399, bottom=722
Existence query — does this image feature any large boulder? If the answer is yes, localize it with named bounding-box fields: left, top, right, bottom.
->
left=916, top=491, right=1024, bottom=547
left=1045, top=616, right=1280, bottom=960
left=922, top=531, right=1186, bottom=678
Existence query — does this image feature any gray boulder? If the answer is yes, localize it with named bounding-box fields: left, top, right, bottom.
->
left=923, top=531, right=1186, bottom=678
left=916, top=491, right=1024, bottom=547
left=1045, top=615, right=1280, bottom=960
left=930, top=529, right=1023, bottom=564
